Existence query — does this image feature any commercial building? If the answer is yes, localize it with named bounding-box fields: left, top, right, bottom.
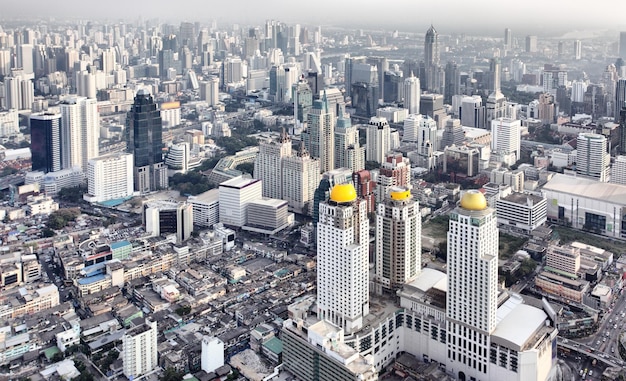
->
left=317, top=184, right=369, bottom=334
left=366, top=116, right=391, bottom=164
left=334, top=116, right=365, bottom=173
left=491, top=118, right=521, bottom=165
left=30, top=112, right=63, bottom=173
left=542, top=174, right=626, bottom=239
left=375, top=186, right=421, bottom=293
left=143, top=201, right=193, bottom=243
left=84, top=153, right=134, bottom=203
left=126, top=89, right=168, bottom=193
left=218, top=176, right=262, bottom=228
left=495, top=191, right=547, bottom=233
left=243, top=198, right=292, bottom=235
left=188, top=189, right=220, bottom=228
left=59, top=96, right=99, bottom=173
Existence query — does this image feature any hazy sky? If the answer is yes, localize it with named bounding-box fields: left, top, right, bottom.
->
left=2, top=0, right=623, bottom=36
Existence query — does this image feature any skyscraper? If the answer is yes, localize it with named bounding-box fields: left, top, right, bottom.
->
left=282, top=144, right=321, bottom=215
left=375, top=185, right=421, bottom=293
left=491, top=118, right=522, bottom=165
left=254, top=130, right=292, bottom=199
left=60, top=96, right=99, bottom=173
left=30, top=112, right=63, bottom=173
left=376, top=152, right=411, bottom=204
left=619, top=102, right=626, bottom=155
left=616, top=79, right=626, bottom=124
left=304, top=93, right=335, bottom=173
left=334, top=115, right=365, bottom=173
left=576, top=133, right=610, bottom=182
left=424, top=25, right=440, bottom=68
left=424, top=25, right=443, bottom=93
left=504, top=28, right=512, bottom=50
left=619, top=32, right=626, bottom=59
left=446, top=190, right=499, bottom=380
left=126, top=90, right=168, bottom=193
left=403, top=74, right=420, bottom=114
left=317, top=183, right=369, bottom=334
left=525, top=35, right=538, bottom=53
left=365, top=116, right=390, bottom=164
left=573, top=40, right=582, bottom=60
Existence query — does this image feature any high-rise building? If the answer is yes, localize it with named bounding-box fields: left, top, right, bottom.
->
left=504, top=28, right=512, bottom=50
left=30, top=113, right=63, bottom=173
left=416, top=115, right=438, bottom=170
left=375, top=185, right=421, bottom=293
left=424, top=25, right=440, bottom=68
left=365, top=116, right=390, bottom=164
left=317, top=183, right=369, bottom=334
left=403, top=74, right=420, bottom=114
left=60, top=96, right=99, bottom=173
left=293, top=80, right=313, bottom=125
left=334, top=115, right=365, bottom=173
left=424, top=25, right=442, bottom=93
left=200, top=76, right=220, bottom=106
left=304, top=94, right=335, bottom=173
left=282, top=144, right=321, bottom=215
left=218, top=177, right=262, bottom=228
left=459, top=95, right=486, bottom=128
left=444, top=61, right=460, bottom=105
left=376, top=152, right=411, bottom=204
left=446, top=190, right=499, bottom=379
left=491, top=118, right=521, bottom=164
left=616, top=79, right=626, bottom=124
left=573, top=40, right=582, bottom=60
left=122, top=319, right=158, bottom=380
left=525, top=35, right=538, bottom=53
left=576, top=133, right=610, bottom=182
left=85, top=153, right=134, bottom=204
left=619, top=32, right=626, bottom=59
left=619, top=101, right=626, bottom=155
left=126, top=90, right=168, bottom=193
left=610, top=155, right=626, bottom=185
left=144, top=201, right=194, bottom=243
left=255, top=130, right=292, bottom=199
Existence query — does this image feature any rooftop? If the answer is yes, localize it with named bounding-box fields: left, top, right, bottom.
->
left=543, top=173, right=626, bottom=205
left=491, top=295, right=549, bottom=350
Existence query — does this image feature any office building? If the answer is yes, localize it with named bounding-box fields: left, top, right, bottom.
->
left=525, top=35, right=538, bottom=53
left=126, top=90, right=168, bottom=193
left=60, top=96, right=99, bottom=173
left=440, top=118, right=465, bottom=150
left=293, top=80, right=313, bottom=125
left=619, top=32, right=626, bottom=59
left=416, top=115, right=438, bottom=170
left=383, top=70, right=403, bottom=103
left=616, top=79, right=626, bottom=127
left=200, top=76, right=220, bottom=106
left=443, top=145, right=480, bottom=177
left=576, top=133, right=609, bottom=182
left=444, top=61, right=461, bottom=104
left=164, top=142, right=190, bottom=175
left=218, top=176, right=262, bottom=228
left=30, top=113, right=63, bottom=173
left=375, top=186, right=421, bottom=293
left=187, top=189, right=220, bottom=228
left=459, top=95, right=486, bottom=128
left=403, top=74, right=420, bottom=114
left=84, top=153, right=134, bottom=204
left=334, top=115, right=365, bottom=173
left=144, top=201, right=193, bottom=243
left=574, top=40, right=582, bottom=60
left=244, top=198, right=292, bottom=235
left=317, top=184, right=369, bottom=334
left=490, top=118, right=521, bottom=165
left=304, top=94, right=335, bottom=172
left=504, top=28, right=512, bottom=50
left=365, top=116, right=390, bottom=164
left=496, top=192, right=547, bottom=234
left=424, top=25, right=441, bottom=92
left=122, top=319, right=158, bottom=380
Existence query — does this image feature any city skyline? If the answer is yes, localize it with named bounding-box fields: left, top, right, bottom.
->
left=1, top=0, right=624, bottom=37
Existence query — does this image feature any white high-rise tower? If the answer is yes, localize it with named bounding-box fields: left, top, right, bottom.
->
left=365, top=116, right=390, bottom=164
left=60, top=96, right=99, bottom=173
left=254, top=129, right=292, bottom=199
left=491, top=118, right=521, bottom=165
left=446, top=190, right=499, bottom=379
left=403, top=74, right=420, bottom=114
left=306, top=94, right=335, bottom=173
left=317, top=183, right=369, bottom=334
left=375, top=185, right=421, bottom=292
left=576, top=132, right=609, bottom=182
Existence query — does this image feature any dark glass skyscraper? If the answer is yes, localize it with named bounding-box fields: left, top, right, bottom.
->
left=30, top=113, right=62, bottom=173
left=126, top=90, right=167, bottom=193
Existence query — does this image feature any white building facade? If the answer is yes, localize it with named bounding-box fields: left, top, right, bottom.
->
left=85, top=153, right=134, bottom=203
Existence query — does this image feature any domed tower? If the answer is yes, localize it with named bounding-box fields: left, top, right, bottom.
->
left=317, top=183, right=369, bottom=334
left=446, top=189, right=499, bottom=380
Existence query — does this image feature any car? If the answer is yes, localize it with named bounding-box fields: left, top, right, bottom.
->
left=603, top=337, right=607, bottom=342
left=589, top=370, right=593, bottom=376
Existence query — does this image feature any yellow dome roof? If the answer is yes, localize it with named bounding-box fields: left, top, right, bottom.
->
left=330, top=183, right=357, bottom=203
left=390, top=188, right=411, bottom=201
left=460, top=190, right=487, bottom=211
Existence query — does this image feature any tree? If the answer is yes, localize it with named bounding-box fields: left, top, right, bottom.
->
left=42, top=228, right=55, bottom=238
left=58, top=185, right=88, bottom=203
left=236, top=162, right=255, bottom=176
left=160, top=367, right=185, bottom=381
